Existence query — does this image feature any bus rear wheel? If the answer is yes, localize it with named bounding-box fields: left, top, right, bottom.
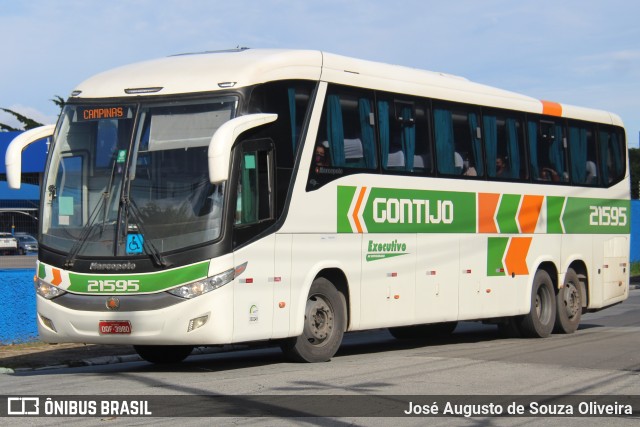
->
left=280, top=278, right=346, bottom=363
left=519, top=269, right=556, bottom=338
left=134, top=345, right=194, bottom=364
left=554, top=268, right=582, bottom=334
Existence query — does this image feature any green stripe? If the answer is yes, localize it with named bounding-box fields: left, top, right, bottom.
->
left=547, top=196, right=565, bottom=234
left=66, top=260, right=210, bottom=294
left=358, top=187, right=476, bottom=233
left=337, top=185, right=630, bottom=236
left=496, top=194, right=521, bottom=233
left=563, top=198, right=631, bottom=234
left=337, top=186, right=357, bottom=233
left=487, top=237, right=508, bottom=276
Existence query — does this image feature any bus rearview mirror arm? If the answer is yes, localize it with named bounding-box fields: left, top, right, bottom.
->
left=5, top=124, right=55, bottom=189
left=208, top=113, right=277, bottom=183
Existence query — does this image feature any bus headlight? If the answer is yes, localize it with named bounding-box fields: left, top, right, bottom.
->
left=35, top=278, right=67, bottom=300
left=167, top=268, right=235, bottom=299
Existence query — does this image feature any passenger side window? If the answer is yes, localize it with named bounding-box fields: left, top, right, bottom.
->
left=433, top=104, right=483, bottom=177
left=529, top=119, right=568, bottom=183
left=315, top=87, right=377, bottom=170
left=568, top=123, right=596, bottom=185
left=377, top=97, right=432, bottom=174
left=483, top=111, right=527, bottom=180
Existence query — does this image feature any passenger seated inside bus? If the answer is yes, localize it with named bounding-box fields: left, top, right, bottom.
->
left=496, top=156, right=509, bottom=177
left=314, top=142, right=330, bottom=166
left=463, top=155, right=477, bottom=176
left=540, top=166, right=560, bottom=182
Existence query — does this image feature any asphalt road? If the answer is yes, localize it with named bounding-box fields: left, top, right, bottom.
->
left=2, top=289, right=639, bottom=426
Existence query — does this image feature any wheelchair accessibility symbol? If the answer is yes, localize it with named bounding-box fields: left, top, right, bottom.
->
left=127, top=234, right=144, bottom=255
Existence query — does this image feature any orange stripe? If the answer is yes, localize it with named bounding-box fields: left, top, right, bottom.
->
left=478, top=193, right=500, bottom=233
left=518, top=195, right=544, bottom=234
left=541, top=100, right=562, bottom=117
left=352, top=187, right=367, bottom=233
left=504, top=237, right=532, bottom=276
left=51, top=268, right=62, bottom=286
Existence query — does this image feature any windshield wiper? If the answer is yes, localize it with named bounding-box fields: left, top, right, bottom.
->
left=64, top=191, right=111, bottom=268
left=121, top=196, right=171, bottom=268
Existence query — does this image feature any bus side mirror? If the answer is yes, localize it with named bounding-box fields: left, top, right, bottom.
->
left=208, top=113, right=277, bottom=183
left=5, top=124, right=55, bottom=189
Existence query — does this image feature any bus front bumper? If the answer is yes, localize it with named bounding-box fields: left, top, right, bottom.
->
left=35, top=286, right=234, bottom=345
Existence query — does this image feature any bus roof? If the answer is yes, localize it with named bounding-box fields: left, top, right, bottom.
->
left=71, top=48, right=622, bottom=127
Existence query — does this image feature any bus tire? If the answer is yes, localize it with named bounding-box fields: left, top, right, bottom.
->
left=389, top=322, right=458, bottom=340
left=280, top=278, right=346, bottom=363
left=554, top=268, right=582, bottom=334
left=134, top=345, right=194, bottom=364
left=519, top=269, right=556, bottom=338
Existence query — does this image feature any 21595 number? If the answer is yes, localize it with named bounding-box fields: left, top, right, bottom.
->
left=87, top=279, right=140, bottom=293
left=589, top=206, right=627, bottom=227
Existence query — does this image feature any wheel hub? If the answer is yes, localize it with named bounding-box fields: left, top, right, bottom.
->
left=562, top=284, right=580, bottom=318
left=305, top=296, right=334, bottom=343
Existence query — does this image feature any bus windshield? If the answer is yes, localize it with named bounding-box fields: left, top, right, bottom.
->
left=41, top=98, right=237, bottom=258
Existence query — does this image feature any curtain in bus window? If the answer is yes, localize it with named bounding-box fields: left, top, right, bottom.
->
left=569, top=126, right=587, bottom=184
left=549, top=125, right=565, bottom=180
left=528, top=122, right=540, bottom=180
left=468, top=113, right=484, bottom=176
left=288, top=87, right=296, bottom=152
left=358, top=98, right=376, bottom=169
left=483, top=115, right=498, bottom=177
left=378, top=101, right=390, bottom=169
left=401, top=106, right=415, bottom=170
left=434, top=109, right=456, bottom=174
left=506, top=118, right=520, bottom=179
left=326, top=95, right=345, bottom=166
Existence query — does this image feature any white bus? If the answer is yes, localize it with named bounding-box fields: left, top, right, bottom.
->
left=6, top=49, right=630, bottom=364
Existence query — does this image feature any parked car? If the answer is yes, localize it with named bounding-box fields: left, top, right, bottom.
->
left=0, top=232, right=18, bottom=255
left=16, top=234, right=38, bottom=255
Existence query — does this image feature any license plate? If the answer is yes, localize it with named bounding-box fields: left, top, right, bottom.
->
left=99, top=320, right=132, bottom=335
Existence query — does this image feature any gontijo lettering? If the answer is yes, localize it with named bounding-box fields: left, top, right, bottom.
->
left=373, top=198, right=454, bottom=224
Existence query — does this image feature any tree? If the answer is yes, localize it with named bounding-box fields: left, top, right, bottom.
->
left=50, top=95, right=65, bottom=112
left=0, top=96, right=65, bottom=131
left=0, top=108, right=43, bottom=131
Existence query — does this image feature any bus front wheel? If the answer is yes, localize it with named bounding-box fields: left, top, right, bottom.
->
left=519, top=269, right=556, bottom=338
left=134, top=345, right=194, bottom=364
left=280, top=278, right=346, bottom=363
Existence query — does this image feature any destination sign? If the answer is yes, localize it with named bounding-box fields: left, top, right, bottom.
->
left=77, top=106, right=132, bottom=121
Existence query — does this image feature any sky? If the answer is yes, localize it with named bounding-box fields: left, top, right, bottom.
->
left=1, top=0, right=639, bottom=146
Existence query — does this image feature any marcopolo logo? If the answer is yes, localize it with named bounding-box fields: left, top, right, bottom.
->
left=366, top=239, right=408, bottom=262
